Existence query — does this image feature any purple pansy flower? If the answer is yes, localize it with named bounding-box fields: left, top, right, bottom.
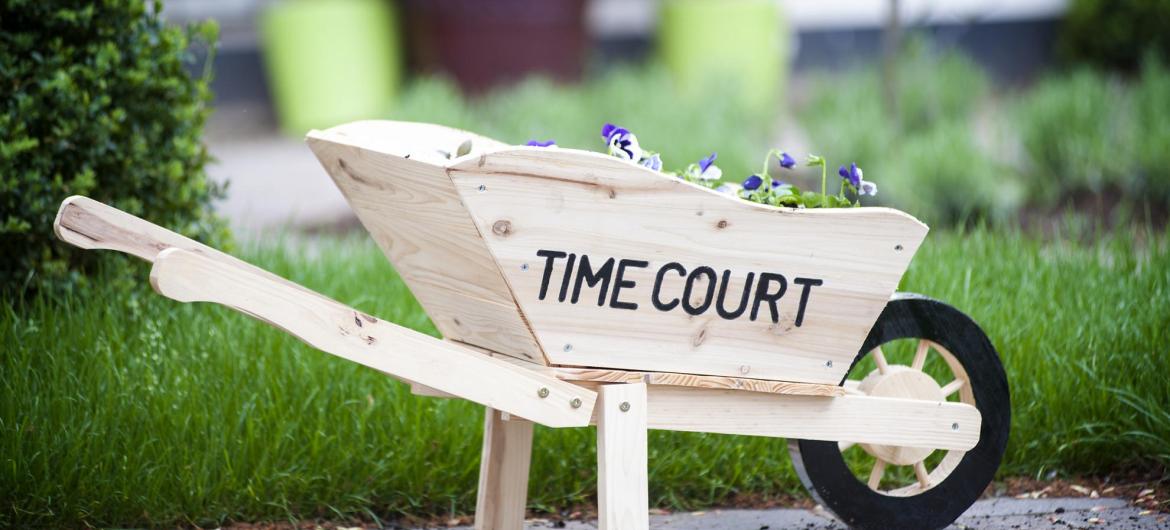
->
left=742, top=174, right=764, bottom=191
left=640, top=153, right=663, bottom=171
left=771, top=179, right=786, bottom=189
left=696, top=152, right=721, bottom=180
left=859, top=180, right=878, bottom=196
left=526, top=139, right=556, bottom=147
left=602, top=123, right=642, bottom=161
left=715, top=182, right=742, bottom=196
left=838, top=163, right=862, bottom=188
left=778, top=152, right=796, bottom=169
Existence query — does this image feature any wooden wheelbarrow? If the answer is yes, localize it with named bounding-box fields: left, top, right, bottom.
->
left=54, top=120, right=1010, bottom=530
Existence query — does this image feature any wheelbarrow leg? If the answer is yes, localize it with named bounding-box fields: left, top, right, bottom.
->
left=597, top=383, right=649, bottom=530
left=475, top=408, right=534, bottom=530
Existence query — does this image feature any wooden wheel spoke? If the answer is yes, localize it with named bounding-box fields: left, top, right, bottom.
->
left=867, top=459, right=887, bottom=490
left=914, top=461, right=932, bottom=489
left=911, top=339, right=930, bottom=371
left=940, top=378, right=965, bottom=397
left=871, top=346, right=890, bottom=375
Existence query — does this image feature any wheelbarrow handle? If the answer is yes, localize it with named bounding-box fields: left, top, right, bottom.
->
left=54, top=196, right=596, bottom=428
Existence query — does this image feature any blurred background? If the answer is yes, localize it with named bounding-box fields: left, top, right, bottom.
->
left=3, top=0, right=1169, bottom=527
left=165, top=0, right=1169, bottom=234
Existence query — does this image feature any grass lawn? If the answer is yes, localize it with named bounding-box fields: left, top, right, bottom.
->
left=1, top=223, right=1167, bottom=527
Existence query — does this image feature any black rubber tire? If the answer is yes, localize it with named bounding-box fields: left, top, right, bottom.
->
left=788, top=293, right=1011, bottom=530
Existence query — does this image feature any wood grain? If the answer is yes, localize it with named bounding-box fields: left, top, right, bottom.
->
left=596, top=383, right=649, bottom=530
left=475, top=407, right=534, bottom=530
left=306, top=124, right=546, bottom=364
left=552, top=367, right=844, bottom=397
left=148, top=247, right=595, bottom=428
left=644, top=386, right=979, bottom=450
left=448, top=148, right=928, bottom=384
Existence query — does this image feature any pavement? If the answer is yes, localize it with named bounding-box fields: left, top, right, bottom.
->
left=424, top=498, right=1164, bottom=529
left=207, top=132, right=356, bottom=235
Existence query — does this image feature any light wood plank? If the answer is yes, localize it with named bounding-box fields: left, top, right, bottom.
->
left=552, top=367, right=844, bottom=397
left=306, top=126, right=546, bottom=364
left=597, top=383, right=649, bottom=530
left=643, top=386, right=979, bottom=450
left=448, top=148, right=928, bottom=384
left=149, top=248, right=595, bottom=428
left=475, top=407, right=534, bottom=530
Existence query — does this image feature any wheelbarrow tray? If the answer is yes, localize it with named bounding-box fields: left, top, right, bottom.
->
left=306, top=121, right=928, bottom=385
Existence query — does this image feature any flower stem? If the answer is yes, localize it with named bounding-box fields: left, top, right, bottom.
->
left=820, top=163, right=828, bottom=208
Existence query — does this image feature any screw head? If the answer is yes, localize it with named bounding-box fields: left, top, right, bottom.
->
left=619, top=401, right=631, bottom=412
left=478, top=184, right=487, bottom=192
left=825, top=360, right=834, bottom=368
left=563, top=343, right=573, bottom=352
left=537, top=387, right=550, bottom=398
left=895, top=244, right=904, bottom=251
left=951, top=422, right=960, bottom=431
left=739, top=365, right=751, bottom=375
left=520, top=263, right=529, bottom=271
left=570, top=397, right=583, bottom=409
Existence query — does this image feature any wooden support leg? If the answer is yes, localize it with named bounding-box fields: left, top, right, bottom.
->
left=475, top=407, right=534, bottom=530
left=597, top=383, right=649, bottom=530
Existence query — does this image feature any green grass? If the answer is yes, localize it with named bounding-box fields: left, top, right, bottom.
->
left=2, top=225, right=1167, bottom=527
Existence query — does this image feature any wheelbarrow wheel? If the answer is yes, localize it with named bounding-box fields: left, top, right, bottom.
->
left=788, top=293, right=1010, bottom=530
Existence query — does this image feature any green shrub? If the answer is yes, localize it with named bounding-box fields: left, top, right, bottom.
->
left=0, top=0, right=229, bottom=293
left=1013, top=69, right=1131, bottom=202
left=1013, top=61, right=1170, bottom=208
left=798, top=44, right=1019, bottom=225
left=1059, top=0, right=1170, bottom=72
left=390, top=66, right=770, bottom=182
left=1132, top=60, right=1170, bottom=204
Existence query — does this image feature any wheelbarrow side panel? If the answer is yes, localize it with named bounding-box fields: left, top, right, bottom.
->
left=306, top=124, right=546, bottom=364
left=449, top=148, right=929, bottom=385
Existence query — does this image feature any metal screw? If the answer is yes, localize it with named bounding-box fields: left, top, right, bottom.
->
left=478, top=184, right=487, bottom=192
left=563, top=343, right=573, bottom=352
left=520, top=263, right=529, bottom=271
left=895, top=244, right=904, bottom=251
left=951, top=422, right=959, bottom=431
left=537, top=387, right=549, bottom=398
left=619, top=402, right=631, bottom=412
left=570, top=398, right=582, bottom=409
left=825, top=360, right=834, bottom=368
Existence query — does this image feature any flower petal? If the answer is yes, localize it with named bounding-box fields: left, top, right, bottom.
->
left=699, top=152, right=718, bottom=173
left=640, top=153, right=663, bottom=171
left=526, top=139, right=556, bottom=147
left=779, top=152, right=796, bottom=169
left=743, top=174, right=763, bottom=190
left=601, top=123, right=617, bottom=141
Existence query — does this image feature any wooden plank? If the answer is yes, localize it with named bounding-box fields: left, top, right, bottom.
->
left=306, top=125, right=546, bottom=364
left=552, top=367, right=844, bottom=397
left=148, top=248, right=595, bottom=428
left=596, top=383, right=649, bottom=530
left=643, top=386, right=980, bottom=451
left=448, top=148, right=928, bottom=384
left=475, top=407, right=534, bottom=530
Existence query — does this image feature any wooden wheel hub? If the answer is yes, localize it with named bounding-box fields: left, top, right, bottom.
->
left=858, top=366, right=944, bottom=465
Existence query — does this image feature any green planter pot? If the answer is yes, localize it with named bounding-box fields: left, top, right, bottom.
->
left=658, top=0, right=789, bottom=110
left=259, top=0, right=401, bottom=135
